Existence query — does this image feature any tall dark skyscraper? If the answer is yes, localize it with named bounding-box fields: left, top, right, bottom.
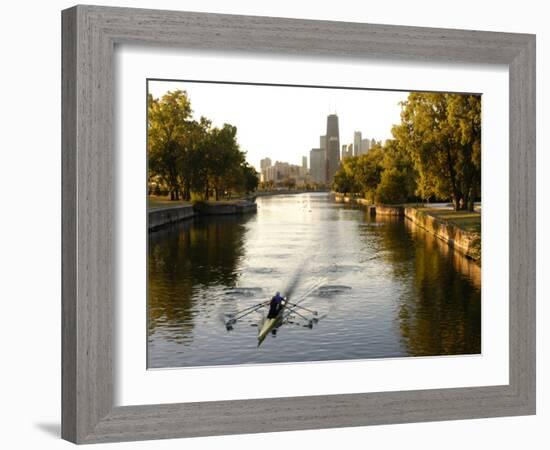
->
left=326, top=114, right=340, bottom=183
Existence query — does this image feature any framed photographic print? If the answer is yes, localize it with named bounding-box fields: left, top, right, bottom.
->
left=62, top=5, right=536, bottom=444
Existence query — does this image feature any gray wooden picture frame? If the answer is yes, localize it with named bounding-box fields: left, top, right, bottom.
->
left=61, top=4, right=536, bottom=444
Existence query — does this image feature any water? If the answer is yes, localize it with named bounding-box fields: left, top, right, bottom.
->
left=147, top=193, right=481, bottom=368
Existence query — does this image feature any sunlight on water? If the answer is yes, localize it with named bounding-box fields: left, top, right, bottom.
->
left=147, top=193, right=481, bottom=368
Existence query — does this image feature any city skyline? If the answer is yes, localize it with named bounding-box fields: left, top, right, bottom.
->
left=261, top=116, right=380, bottom=186
left=148, top=80, right=408, bottom=172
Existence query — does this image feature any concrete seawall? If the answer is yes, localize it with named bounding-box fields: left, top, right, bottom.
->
left=149, top=205, right=196, bottom=231
left=148, top=200, right=257, bottom=231
left=368, top=203, right=404, bottom=216
left=334, top=194, right=354, bottom=204
left=332, top=193, right=480, bottom=262
left=193, top=201, right=257, bottom=216
left=404, top=207, right=481, bottom=262
left=334, top=195, right=405, bottom=216
left=254, top=189, right=327, bottom=198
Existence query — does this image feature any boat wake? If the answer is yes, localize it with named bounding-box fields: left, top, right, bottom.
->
left=224, top=287, right=264, bottom=297
left=314, top=285, right=352, bottom=297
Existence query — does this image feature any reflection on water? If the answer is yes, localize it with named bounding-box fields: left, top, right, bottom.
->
left=148, top=193, right=481, bottom=368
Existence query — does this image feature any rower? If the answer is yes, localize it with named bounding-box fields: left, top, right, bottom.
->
left=267, top=291, right=285, bottom=319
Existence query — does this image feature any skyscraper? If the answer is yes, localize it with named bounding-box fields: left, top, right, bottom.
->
left=361, top=138, right=372, bottom=154
left=309, top=148, right=326, bottom=184
left=302, top=156, right=308, bottom=170
left=342, top=143, right=353, bottom=160
left=326, top=114, right=340, bottom=183
left=354, top=131, right=362, bottom=157
left=320, top=135, right=327, bottom=151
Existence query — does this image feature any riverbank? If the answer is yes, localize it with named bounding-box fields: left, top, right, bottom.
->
left=148, top=198, right=257, bottom=231
left=404, top=207, right=481, bottom=263
left=253, top=189, right=328, bottom=198
left=333, top=193, right=481, bottom=263
left=148, top=191, right=481, bottom=367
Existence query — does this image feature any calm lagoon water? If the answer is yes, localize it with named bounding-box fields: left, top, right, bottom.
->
left=147, top=193, right=481, bottom=368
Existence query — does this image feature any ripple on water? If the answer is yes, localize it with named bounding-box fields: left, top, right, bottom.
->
left=147, top=192, right=482, bottom=368
left=224, top=287, right=264, bottom=297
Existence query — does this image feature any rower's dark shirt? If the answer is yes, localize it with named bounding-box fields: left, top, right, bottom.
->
left=268, top=295, right=284, bottom=318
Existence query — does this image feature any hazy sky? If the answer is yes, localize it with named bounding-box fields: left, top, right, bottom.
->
left=148, top=80, right=409, bottom=171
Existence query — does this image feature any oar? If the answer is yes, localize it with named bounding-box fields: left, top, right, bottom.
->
left=230, top=300, right=269, bottom=318
left=281, top=279, right=325, bottom=323
left=285, top=307, right=314, bottom=328
left=226, top=301, right=269, bottom=329
left=286, top=302, right=318, bottom=315
left=287, top=278, right=325, bottom=308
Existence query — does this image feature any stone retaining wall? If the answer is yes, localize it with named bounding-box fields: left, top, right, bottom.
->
left=373, top=205, right=405, bottom=216
left=332, top=193, right=480, bottom=262
left=404, top=207, right=481, bottom=262
left=148, top=200, right=257, bottom=231
left=148, top=205, right=196, bottom=231
left=333, top=194, right=354, bottom=203
left=193, top=201, right=257, bottom=215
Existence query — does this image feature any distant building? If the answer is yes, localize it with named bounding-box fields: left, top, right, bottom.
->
left=310, top=148, right=326, bottom=184
left=302, top=156, right=308, bottom=170
left=353, top=131, right=362, bottom=157
left=260, top=157, right=272, bottom=171
left=344, top=132, right=378, bottom=157
left=262, top=160, right=308, bottom=187
left=342, top=143, right=353, bottom=160
left=326, top=114, right=340, bottom=183
left=361, top=138, right=372, bottom=155
left=319, top=134, right=328, bottom=183
left=320, top=135, right=327, bottom=151
left=259, top=158, right=272, bottom=182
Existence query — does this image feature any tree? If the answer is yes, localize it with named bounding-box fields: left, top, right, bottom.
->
left=148, top=90, right=258, bottom=202
left=332, top=156, right=360, bottom=195
left=185, top=120, right=210, bottom=200
left=376, top=168, right=408, bottom=204
left=393, top=93, right=481, bottom=210
left=447, top=94, right=481, bottom=210
left=355, top=144, right=385, bottom=202
left=210, top=124, right=244, bottom=200
left=147, top=90, right=192, bottom=200
left=414, top=170, right=438, bottom=203
left=376, top=139, right=417, bottom=203
left=332, top=145, right=387, bottom=202
left=241, top=163, right=260, bottom=194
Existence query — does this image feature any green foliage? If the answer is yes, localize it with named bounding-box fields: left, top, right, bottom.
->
left=375, top=168, right=408, bottom=204
left=332, top=156, right=359, bottom=195
left=147, top=90, right=193, bottom=200
left=376, top=139, right=417, bottom=203
left=241, top=163, right=260, bottom=193
left=332, top=144, right=386, bottom=200
left=393, top=93, right=481, bottom=210
left=147, top=90, right=259, bottom=201
left=355, top=145, right=385, bottom=202
left=332, top=93, right=481, bottom=209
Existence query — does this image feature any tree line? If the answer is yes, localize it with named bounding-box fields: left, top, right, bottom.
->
left=147, top=90, right=259, bottom=201
left=333, top=93, right=481, bottom=211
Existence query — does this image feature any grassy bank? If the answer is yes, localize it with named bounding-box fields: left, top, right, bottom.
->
left=148, top=196, right=192, bottom=211
left=406, top=207, right=481, bottom=263
left=333, top=193, right=481, bottom=262
left=147, top=195, right=252, bottom=211
left=415, top=208, right=481, bottom=234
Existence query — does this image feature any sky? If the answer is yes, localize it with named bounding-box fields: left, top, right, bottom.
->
left=148, top=80, right=409, bottom=171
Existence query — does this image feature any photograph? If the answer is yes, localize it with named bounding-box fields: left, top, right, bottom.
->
left=146, top=79, right=482, bottom=369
